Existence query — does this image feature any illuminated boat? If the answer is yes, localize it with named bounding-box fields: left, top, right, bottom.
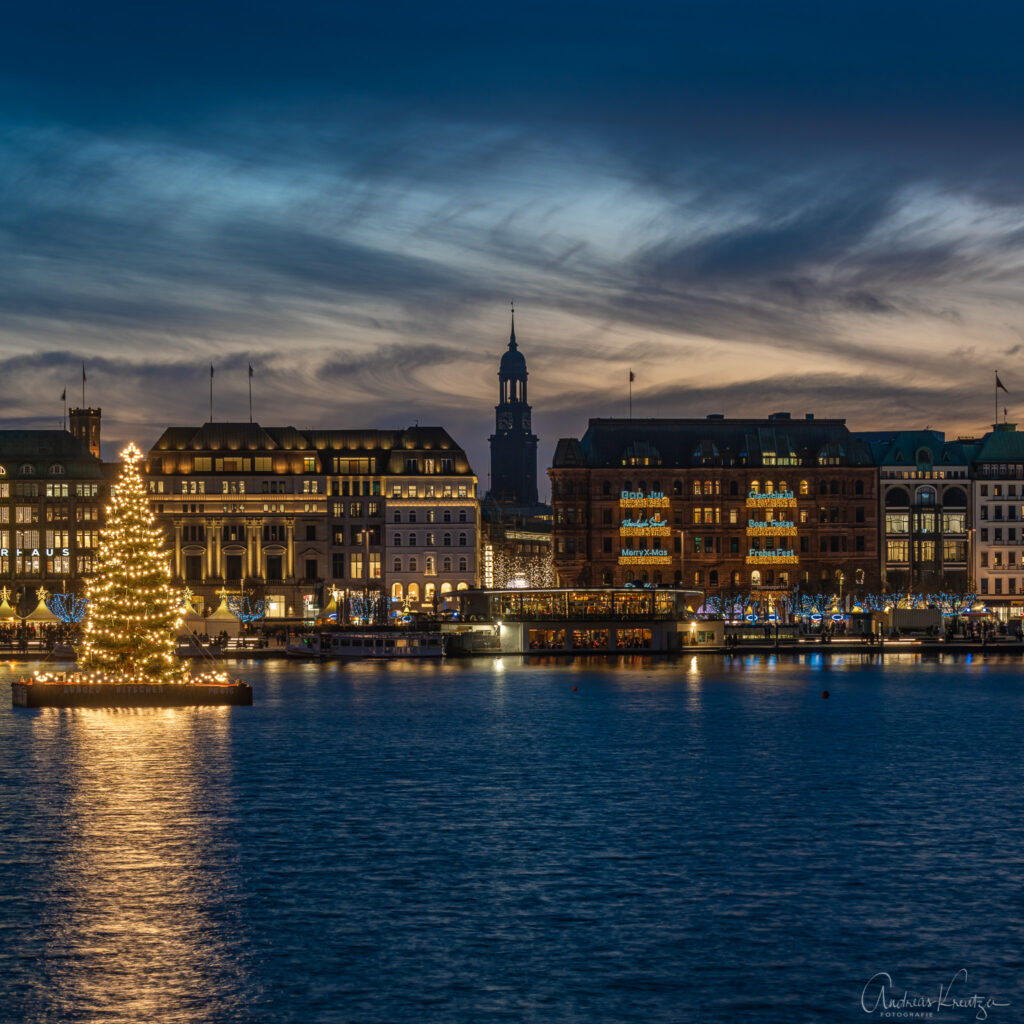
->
left=286, top=631, right=444, bottom=660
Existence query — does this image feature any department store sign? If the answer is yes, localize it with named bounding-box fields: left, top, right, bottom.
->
left=0, top=548, right=70, bottom=557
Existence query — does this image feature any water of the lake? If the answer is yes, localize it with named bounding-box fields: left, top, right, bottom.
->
left=1, top=654, right=1021, bottom=1023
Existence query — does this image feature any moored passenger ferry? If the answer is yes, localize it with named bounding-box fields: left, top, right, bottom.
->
left=286, top=631, right=444, bottom=660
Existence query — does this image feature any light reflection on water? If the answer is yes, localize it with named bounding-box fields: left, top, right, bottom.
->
left=2, top=654, right=1023, bottom=1024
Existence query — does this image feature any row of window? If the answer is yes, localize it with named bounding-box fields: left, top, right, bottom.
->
left=0, top=530, right=97, bottom=548
left=392, top=508, right=471, bottom=524
left=886, top=540, right=968, bottom=562
left=390, top=532, right=470, bottom=547
left=0, top=507, right=99, bottom=524
left=885, top=512, right=967, bottom=534
left=389, top=580, right=469, bottom=603
left=391, top=556, right=470, bottom=574
left=0, top=483, right=99, bottom=498
left=576, top=478, right=870, bottom=497
left=0, top=554, right=81, bottom=575
left=0, top=463, right=68, bottom=477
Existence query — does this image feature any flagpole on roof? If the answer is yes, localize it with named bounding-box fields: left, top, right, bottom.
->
left=210, top=364, right=215, bottom=422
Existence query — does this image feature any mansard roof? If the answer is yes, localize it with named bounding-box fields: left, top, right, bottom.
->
left=553, top=416, right=875, bottom=469
left=147, top=423, right=476, bottom=475
left=0, top=429, right=104, bottom=477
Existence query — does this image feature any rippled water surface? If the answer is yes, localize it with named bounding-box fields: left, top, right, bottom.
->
left=2, top=654, right=1023, bottom=1023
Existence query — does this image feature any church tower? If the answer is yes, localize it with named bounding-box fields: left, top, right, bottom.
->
left=488, top=307, right=539, bottom=507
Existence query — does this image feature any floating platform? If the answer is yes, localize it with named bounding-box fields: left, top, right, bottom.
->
left=11, top=679, right=253, bottom=708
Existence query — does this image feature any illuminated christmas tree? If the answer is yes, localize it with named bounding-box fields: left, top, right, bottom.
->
left=78, top=442, right=183, bottom=682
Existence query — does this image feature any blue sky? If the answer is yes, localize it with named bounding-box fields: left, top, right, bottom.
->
left=3, top=1, right=1024, bottom=494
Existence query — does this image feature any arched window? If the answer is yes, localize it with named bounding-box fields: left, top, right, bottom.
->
left=778, top=572, right=789, bottom=587
left=830, top=480, right=839, bottom=494
left=425, top=582, right=435, bottom=603
left=673, top=480, right=682, bottom=495
left=440, top=582, right=452, bottom=594
left=693, top=481, right=702, bottom=495
left=885, top=486, right=910, bottom=507
left=50, top=464, right=65, bottom=475
left=408, top=533, right=417, bottom=546
left=458, top=557, right=468, bottom=571
left=673, top=570, right=682, bottom=584
left=393, top=533, right=401, bottom=546
left=729, top=480, right=739, bottom=496
left=694, top=570, right=703, bottom=586
left=917, top=486, right=937, bottom=507
left=602, top=480, right=611, bottom=495
left=606, top=570, right=616, bottom=585
left=764, top=570, right=774, bottom=585
left=409, top=557, right=418, bottom=572
left=458, top=532, right=467, bottom=546
left=709, top=570, right=719, bottom=587
left=393, top=557, right=402, bottom=572
left=750, top=480, right=760, bottom=494
left=624, top=480, right=632, bottom=492
left=799, top=480, right=809, bottom=495
left=731, top=571, right=741, bottom=585
left=765, top=480, right=774, bottom=495
left=819, top=480, right=828, bottom=495
left=442, top=556, right=452, bottom=571
left=750, top=570, right=761, bottom=586
left=457, top=582, right=469, bottom=591
left=653, top=571, right=662, bottom=584
left=407, top=582, right=420, bottom=602
left=443, top=533, right=452, bottom=546
left=443, top=510, right=451, bottom=523
left=391, top=582, right=403, bottom=599
left=459, top=510, right=467, bottom=523
left=703, top=480, right=712, bottom=495
left=425, top=555, right=435, bottom=574
left=944, top=486, right=967, bottom=507
left=393, top=510, right=402, bottom=523
left=19, top=464, right=35, bottom=476
left=855, top=479, right=864, bottom=496
left=408, top=510, right=417, bottom=523
left=855, top=569, right=865, bottom=584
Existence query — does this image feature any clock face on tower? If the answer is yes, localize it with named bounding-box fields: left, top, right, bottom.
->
left=497, top=410, right=514, bottom=431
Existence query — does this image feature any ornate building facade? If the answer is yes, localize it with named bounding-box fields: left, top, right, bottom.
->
left=0, top=410, right=110, bottom=613
left=549, top=414, right=881, bottom=601
left=144, top=422, right=479, bottom=620
left=862, top=430, right=976, bottom=595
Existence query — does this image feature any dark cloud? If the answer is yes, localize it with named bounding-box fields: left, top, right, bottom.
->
left=4, top=0, right=1024, bottom=498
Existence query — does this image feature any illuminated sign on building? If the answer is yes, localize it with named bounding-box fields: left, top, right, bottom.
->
left=0, top=548, right=70, bottom=557
left=746, top=548, right=798, bottom=564
left=617, top=492, right=673, bottom=563
left=746, top=490, right=797, bottom=508
left=620, top=515, right=670, bottom=536
left=619, top=491, right=670, bottom=508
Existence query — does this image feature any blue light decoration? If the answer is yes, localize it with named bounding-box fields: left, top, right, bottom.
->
left=47, top=592, right=88, bottom=624
left=227, top=594, right=267, bottom=624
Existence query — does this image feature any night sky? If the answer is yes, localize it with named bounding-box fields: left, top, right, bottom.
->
left=4, top=1, right=1024, bottom=495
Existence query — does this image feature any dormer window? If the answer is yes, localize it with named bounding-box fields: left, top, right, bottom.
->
left=19, top=463, right=35, bottom=476
left=50, top=464, right=66, bottom=475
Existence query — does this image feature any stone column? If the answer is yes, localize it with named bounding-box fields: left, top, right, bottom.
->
left=286, top=521, right=295, bottom=579
left=204, top=519, right=212, bottom=581
left=174, top=522, right=182, bottom=578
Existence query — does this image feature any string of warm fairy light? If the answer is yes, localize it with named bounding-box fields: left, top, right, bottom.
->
left=36, top=442, right=227, bottom=686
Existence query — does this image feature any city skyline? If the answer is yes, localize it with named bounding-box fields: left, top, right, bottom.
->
left=4, top=2, right=1024, bottom=488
